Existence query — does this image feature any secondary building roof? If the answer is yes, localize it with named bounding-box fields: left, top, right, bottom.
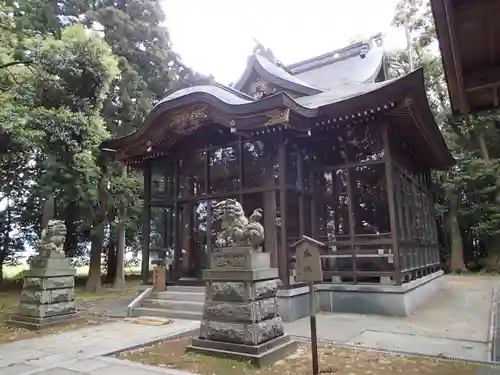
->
left=431, top=0, right=500, bottom=115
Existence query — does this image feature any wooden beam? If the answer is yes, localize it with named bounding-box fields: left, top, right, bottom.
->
left=382, top=124, right=402, bottom=285
left=443, top=0, right=469, bottom=113
left=431, top=0, right=469, bottom=114
left=464, top=65, right=500, bottom=91
left=487, top=0, right=496, bottom=66
left=278, top=140, right=290, bottom=288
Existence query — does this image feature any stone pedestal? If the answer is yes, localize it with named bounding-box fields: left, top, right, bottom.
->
left=186, top=247, right=297, bottom=367
left=7, top=253, right=80, bottom=330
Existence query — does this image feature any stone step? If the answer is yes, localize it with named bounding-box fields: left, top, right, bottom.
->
left=166, top=285, right=206, bottom=294
left=153, top=291, right=205, bottom=302
left=142, top=299, right=204, bottom=312
left=131, top=307, right=202, bottom=320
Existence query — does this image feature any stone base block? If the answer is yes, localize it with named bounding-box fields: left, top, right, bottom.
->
left=203, top=297, right=278, bottom=322
left=28, top=256, right=75, bottom=273
left=210, top=247, right=269, bottom=270
left=207, top=280, right=278, bottom=302
left=200, top=316, right=284, bottom=345
left=277, top=271, right=444, bottom=321
left=18, top=300, right=77, bottom=318
left=24, top=275, right=75, bottom=290
left=202, top=268, right=278, bottom=281
left=187, top=334, right=298, bottom=367
left=21, top=287, right=74, bottom=304
left=7, top=311, right=82, bottom=330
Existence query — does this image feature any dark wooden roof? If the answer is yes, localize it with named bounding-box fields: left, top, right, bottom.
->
left=235, top=38, right=386, bottom=96
left=234, top=55, right=322, bottom=95
left=288, top=41, right=387, bottom=90
left=431, top=0, right=500, bottom=115
left=101, top=68, right=454, bottom=170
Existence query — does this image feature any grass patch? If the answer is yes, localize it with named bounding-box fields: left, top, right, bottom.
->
left=116, top=336, right=485, bottom=375
left=2, top=265, right=141, bottom=280
left=0, top=279, right=141, bottom=344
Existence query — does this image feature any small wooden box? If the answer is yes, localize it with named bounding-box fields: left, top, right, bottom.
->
left=153, top=265, right=167, bottom=292
left=291, top=236, right=325, bottom=283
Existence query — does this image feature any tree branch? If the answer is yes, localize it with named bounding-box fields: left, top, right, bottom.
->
left=0, top=60, right=32, bottom=70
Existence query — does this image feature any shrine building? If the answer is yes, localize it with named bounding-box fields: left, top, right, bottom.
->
left=102, top=35, right=454, bottom=320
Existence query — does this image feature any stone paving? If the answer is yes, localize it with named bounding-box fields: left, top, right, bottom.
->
left=0, top=275, right=498, bottom=375
left=0, top=319, right=200, bottom=375
left=285, top=276, right=497, bottom=361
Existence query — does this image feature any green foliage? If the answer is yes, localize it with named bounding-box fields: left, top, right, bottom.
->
left=0, top=0, right=195, bottom=284
left=391, top=0, right=500, bottom=268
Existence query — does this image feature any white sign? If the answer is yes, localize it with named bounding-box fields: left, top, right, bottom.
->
left=295, top=245, right=323, bottom=282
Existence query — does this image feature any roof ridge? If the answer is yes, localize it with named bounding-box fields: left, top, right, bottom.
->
left=213, top=82, right=255, bottom=100
left=287, top=40, right=375, bottom=74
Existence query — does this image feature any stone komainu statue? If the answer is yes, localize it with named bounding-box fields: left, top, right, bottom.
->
left=213, top=199, right=264, bottom=251
left=39, top=219, right=67, bottom=257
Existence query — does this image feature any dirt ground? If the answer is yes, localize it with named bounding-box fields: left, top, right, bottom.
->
left=116, top=336, right=487, bottom=375
left=0, top=281, right=139, bottom=344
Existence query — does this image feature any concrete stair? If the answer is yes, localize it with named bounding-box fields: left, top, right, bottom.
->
left=130, top=285, right=205, bottom=320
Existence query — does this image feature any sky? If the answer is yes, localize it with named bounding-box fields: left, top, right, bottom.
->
left=162, top=0, right=406, bottom=85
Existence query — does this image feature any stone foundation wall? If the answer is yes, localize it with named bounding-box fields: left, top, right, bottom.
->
left=277, top=271, right=444, bottom=321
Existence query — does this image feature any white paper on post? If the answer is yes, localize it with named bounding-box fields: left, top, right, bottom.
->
left=295, top=245, right=323, bottom=282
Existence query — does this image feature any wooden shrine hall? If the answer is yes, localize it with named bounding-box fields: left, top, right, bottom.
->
left=102, top=36, right=454, bottom=318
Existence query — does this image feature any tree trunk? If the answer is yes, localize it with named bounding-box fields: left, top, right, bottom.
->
left=41, top=194, right=55, bottom=229
left=0, top=258, right=4, bottom=287
left=63, top=203, right=78, bottom=257
left=446, top=188, right=466, bottom=272
left=476, top=131, right=500, bottom=270
left=113, top=221, right=126, bottom=288
left=85, top=221, right=105, bottom=292
left=105, top=237, right=116, bottom=284
left=85, top=172, right=108, bottom=292
left=113, top=164, right=127, bottom=289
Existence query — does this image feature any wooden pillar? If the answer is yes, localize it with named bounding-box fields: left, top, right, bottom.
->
left=382, top=123, right=402, bottom=285
left=393, top=164, right=406, bottom=275
left=141, top=165, right=152, bottom=285
left=262, top=141, right=279, bottom=267
left=297, top=146, right=305, bottom=235
left=173, top=159, right=180, bottom=280
left=205, top=145, right=212, bottom=259
left=278, top=140, right=290, bottom=287
left=310, top=169, right=317, bottom=238
left=264, top=190, right=278, bottom=267
left=345, top=168, right=357, bottom=283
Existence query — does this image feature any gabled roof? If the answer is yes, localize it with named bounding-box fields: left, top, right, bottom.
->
left=234, top=54, right=323, bottom=95
left=289, top=45, right=386, bottom=90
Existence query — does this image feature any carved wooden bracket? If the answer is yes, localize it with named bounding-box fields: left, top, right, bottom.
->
left=264, top=108, right=290, bottom=126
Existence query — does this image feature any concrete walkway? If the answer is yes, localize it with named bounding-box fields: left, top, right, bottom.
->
left=285, top=276, right=497, bottom=361
left=1, top=275, right=497, bottom=374
left=0, top=319, right=200, bottom=375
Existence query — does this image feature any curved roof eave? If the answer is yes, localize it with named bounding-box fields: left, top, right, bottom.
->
left=102, top=69, right=454, bottom=171
left=101, top=71, right=415, bottom=150
left=410, top=73, right=456, bottom=169
left=101, top=90, right=318, bottom=150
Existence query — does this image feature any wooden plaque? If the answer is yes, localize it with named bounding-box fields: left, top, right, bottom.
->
left=295, top=241, right=323, bottom=282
